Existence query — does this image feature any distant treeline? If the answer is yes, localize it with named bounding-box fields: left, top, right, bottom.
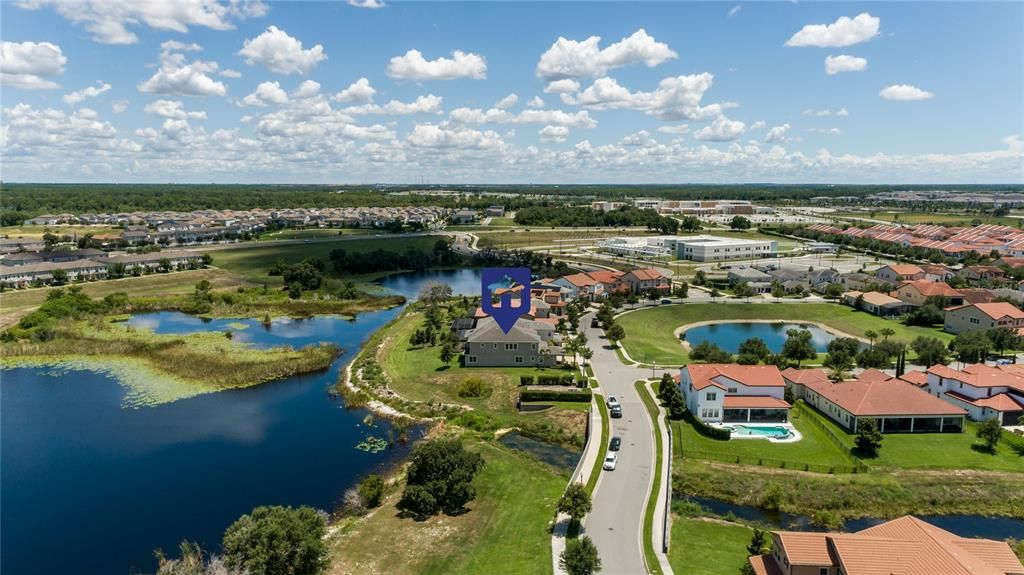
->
left=514, top=205, right=680, bottom=232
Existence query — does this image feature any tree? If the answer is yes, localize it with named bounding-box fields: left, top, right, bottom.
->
left=734, top=282, right=754, bottom=301
left=155, top=541, right=245, bottom=575
left=782, top=329, right=816, bottom=367
left=358, top=474, right=386, bottom=508
left=580, top=347, right=593, bottom=366
left=439, top=340, right=455, bottom=367
left=606, top=323, right=626, bottom=347
left=674, top=281, right=689, bottom=299
left=975, top=418, right=1003, bottom=454
left=864, top=330, right=878, bottom=347
left=730, top=215, right=752, bottom=230
left=854, top=417, right=883, bottom=457
left=949, top=331, right=992, bottom=363
left=737, top=337, right=771, bottom=364
left=397, top=439, right=485, bottom=519
left=911, top=336, right=947, bottom=366
left=418, top=281, right=453, bottom=305
left=693, top=270, right=707, bottom=286
left=824, top=283, right=844, bottom=300
left=51, top=268, right=68, bottom=285
left=690, top=341, right=733, bottom=363
left=746, top=528, right=770, bottom=555
left=987, top=326, right=1019, bottom=357
left=771, top=282, right=786, bottom=299
left=824, top=350, right=855, bottom=380
left=557, top=483, right=592, bottom=528
left=222, top=505, right=327, bottom=575
left=159, top=257, right=172, bottom=272
left=559, top=536, right=601, bottom=575
left=879, top=327, right=895, bottom=341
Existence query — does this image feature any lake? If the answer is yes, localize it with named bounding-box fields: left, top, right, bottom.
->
left=681, top=321, right=839, bottom=353
left=1, top=269, right=483, bottom=575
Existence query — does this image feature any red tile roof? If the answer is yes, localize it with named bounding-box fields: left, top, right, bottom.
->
left=946, top=301, right=1024, bottom=321
left=722, top=395, right=791, bottom=409
left=898, top=371, right=928, bottom=387
left=684, top=364, right=786, bottom=391
left=946, top=390, right=1024, bottom=412
left=627, top=268, right=667, bottom=281
left=882, top=264, right=925, bottom=276
left=802, top=377, right=966, bottom=417
left=927, top=363, right=1024, bottom=393
left=894, top=280, right=962, bottom=298
left=780, top=367, right=830, bottom=386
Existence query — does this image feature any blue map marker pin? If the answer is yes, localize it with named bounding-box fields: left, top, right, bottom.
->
left=480, top=267, right=532, bottom=334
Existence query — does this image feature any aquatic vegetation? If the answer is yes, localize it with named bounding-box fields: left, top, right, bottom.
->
left=227, top=322, right=251, bottom=330
left=356, top=435, right=388, bottom=453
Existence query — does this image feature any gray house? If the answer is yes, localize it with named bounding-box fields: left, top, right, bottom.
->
left=462, top=317, right=559, bottom=367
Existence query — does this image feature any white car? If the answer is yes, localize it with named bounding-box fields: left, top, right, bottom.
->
left=602, top=453, right=618, bottom=471
left=606, top=396, right=619, bottom=408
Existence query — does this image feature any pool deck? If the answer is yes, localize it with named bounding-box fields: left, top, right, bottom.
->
left=711, top=422, right=803, bottom=443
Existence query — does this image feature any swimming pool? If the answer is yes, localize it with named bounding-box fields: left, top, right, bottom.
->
left=724, top=424, right=793, bottom=439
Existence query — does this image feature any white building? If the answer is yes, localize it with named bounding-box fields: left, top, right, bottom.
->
left=670, top=235, right=776, bottom=262
left=678, top=364, right=790, bottom=423
left=925, top=364, right=1024, bottom=424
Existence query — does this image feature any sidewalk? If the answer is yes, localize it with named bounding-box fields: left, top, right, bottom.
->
left=551, top=396, right=604, bottom=575
left=642, top=380, right=674, bottom=574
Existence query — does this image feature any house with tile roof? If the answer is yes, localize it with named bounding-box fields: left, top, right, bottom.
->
left=749, top=515, right=1024, bottom=575
left=843, top=290, right=915, bottom=317
left=622, top=268, right=671, bottom=295
left=678, top=364, right=791, bottom=423
left=890, top=280, right=964, bottom=306
left=874, top=263, right=925, bottom=283
left=943, top=302, right=1024, bottom=334
left=782, top=368, right=966, bottom=433
left=924, top=363, right=1024, bottom=424
left=551, top=272, right=605, bottom=300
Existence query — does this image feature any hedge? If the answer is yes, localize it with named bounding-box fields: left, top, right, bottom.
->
left=520, top=375, right=536, bottom=386
left=519, top=389, right=592, bottom=403
left=536, top=374, right=576, bottom=386
left=684, top=410, right=732, bottom=440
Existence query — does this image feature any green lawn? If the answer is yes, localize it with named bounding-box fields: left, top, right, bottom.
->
left=207, top=236, right=440, bottom=283
left=616, top=303, right=952, bottom=366
left=830, top=211, right=1023, bottom=227
left=257, top=228, right=372, bottom=241
left=329, top=441, right=565, bottom=575
left=636, top=380, right=666, bottom=575
left=673, top=407, right=853, bottom=469
left=669, top=517, right=755, bottom=575
left=803, top=404, right=1024, bottom=472
left=475, top=228, right=655, bottom=250
left=486, top=217, right=517, bottom=226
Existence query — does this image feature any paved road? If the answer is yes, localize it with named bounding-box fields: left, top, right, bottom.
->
left=582, top=313, right=664, bottom=575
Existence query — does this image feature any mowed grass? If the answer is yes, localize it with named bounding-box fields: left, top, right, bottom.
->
left=0, top=268, right=249, bottom=329
left=804, top=405, right=1024, bottom=472
left=379, top=310, right=575, bottom=418
left=830, top=211, right=1023, bottom=227
left=673, top=408, right=853, bottom=469
left=257, top=228, right=373, bottom=241
left=207, top=236, right=440, bottom=283
left=669, top=517, right=755, bottom=575
left=615, top=303, right=953, bottom=366
left=328, top=440, right=565, bottom=575
left=476, top=228, right=655, bottom=250
left=486, top=217, right=517, bottom=226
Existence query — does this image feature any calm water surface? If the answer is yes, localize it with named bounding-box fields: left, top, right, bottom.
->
left=1, top=269, right=482, bottom=575
left=681, top=322, right=838, bottom=353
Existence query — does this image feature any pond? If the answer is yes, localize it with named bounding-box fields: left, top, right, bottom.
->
left=683, top=496, right=1024, bottom=540
left=680, top=322, right=840, bottom=353
left=1, top=269, right=485, bottom=575
left=374, top=267, right=484, bottom=300
left=498, top=432, right=581, bottom=472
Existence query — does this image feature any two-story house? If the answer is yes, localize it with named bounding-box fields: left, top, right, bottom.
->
left=622, top=268, right=670, bottom=295
left=462, top=317, right=559, bottom=367
left=925, top=363, right=1024, bottom=424
left=890, top=280, right=964, bottom=306
left=874, top=264, right=926, bottom=283
left=678, top=364, right=790, bottom=424
left=943, top=302, right=1024, bottom=334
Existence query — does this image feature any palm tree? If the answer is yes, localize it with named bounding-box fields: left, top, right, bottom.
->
left=580, top=347, right=593, bottom=367
left=864, top=330, right=878, bottom=348
left=879, top=328, right=895, bottom=341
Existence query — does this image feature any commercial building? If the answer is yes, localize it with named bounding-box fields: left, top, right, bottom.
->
left=598, top=234, right=776, bottom=262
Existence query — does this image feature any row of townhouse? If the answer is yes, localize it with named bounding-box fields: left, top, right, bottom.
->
left=729, top=263, right=840, bottom=294
left=0, top=251, right=205, bottom=287
left=592, top=199, right=772, bottom=216
left=548, top=268, right=670, bottom=300
left=807, top=221, right=1024, bottom=259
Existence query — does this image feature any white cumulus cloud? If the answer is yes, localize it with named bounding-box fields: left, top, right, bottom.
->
left=449, top=107, right=597, bottom=128
left=694, top=115, right=745, bottom=141
left=544, top=79, right=580, bottom=94
left=16, top=0, right=267, bottom=45
left=332, top=78, right=376, bottom=104
left=539, top=125, right=569, bottom=143
left=111, top=100, right=129, bottom=113
left=657, top=125, right=690, bottom=135
left=138, top=43, right=227, bottom=97
left=387, top=49, right=487, bottom=81
left=536, top=29, right=677, bottom=80
left=344, top=94, right=443, bottom=115
left=526, top=96, right=545, bottom=109
left=240, top=81, right=289, bottom=106
left=786, top=13, right=880, bottom=48
left=348, top=0, right=385, bottom=7
left=0, top=41, right=66, bottom=89
left=63, top=81, right=112, bottom=104
left=494, top=93, right=518, bottom=110
left=825, top=54, right=867, bottom=75
left=568, top=74, right=730, bottom=121
left=879, top=84, right=934, bottom=101
left=292, top=80, right=320, bottom=99
left=144, top=99, right=207, bottom=119
left=239, top=26, right=326, bottom=75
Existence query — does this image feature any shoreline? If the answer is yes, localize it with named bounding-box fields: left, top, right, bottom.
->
left=672, top=318, right=868, bottom=354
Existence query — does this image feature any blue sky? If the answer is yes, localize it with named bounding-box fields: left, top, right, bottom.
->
left=1, top=1, right=1021, bottom=184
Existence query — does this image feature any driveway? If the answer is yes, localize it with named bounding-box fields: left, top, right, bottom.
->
left=581, top=313, right=667, bottom=574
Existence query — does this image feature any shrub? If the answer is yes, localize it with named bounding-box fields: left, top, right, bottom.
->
left=519, top=375, right=535, bottom=386
left=451, top=411, right=499, bottom=432
left=457, top=377, right=488, bottom=398
left=397, top=439, right=485, bottom=519
left=684, top=410, right=731, bottom=440
left=222, top=505, right=327, bottom=575
left=519, top=389, right=592, bottom=403
left=358, top=474, right=386, bottom=508
left=560, top=536, right=601, bottom=575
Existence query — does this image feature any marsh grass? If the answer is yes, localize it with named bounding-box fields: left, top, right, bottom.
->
left=1, top=320, right=339, bottom=406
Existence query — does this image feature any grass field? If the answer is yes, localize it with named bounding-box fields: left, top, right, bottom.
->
left=0, top=268, right=250, bottom=329
left=328, top=440, right=565, bottom=575
left=257, top=228, right=373, bottom=241
left=616, top=303, right=953, bottom=365
left=673, top=408, right=853, bottom=469
left=207, top=236, right=440, bottom=283
left=475, top=229, right=655, bottom=250
left=636, top=380, right=665, bottom=575
left=802, top=403, right=1024, bottom=472
left=669, top=517, right=754, bottom=575
left=486, top=217, right=517, bottom=226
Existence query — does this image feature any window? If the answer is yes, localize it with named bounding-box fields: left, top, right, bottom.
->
left=820, top=569, right=828, bottom=575
left=505, top=343, right=518, bottom=351
left=706, top=392, right=717, bottom=401
left=467, top=356, right=477, bottom=364
left=727, top=388, right=737, bottom=393
left=515, top=356, right=524, bottom=364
